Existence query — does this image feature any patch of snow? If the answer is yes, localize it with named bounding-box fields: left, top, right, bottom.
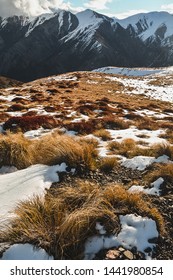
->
left=94, top=109, right=103, bottom=113
left=24, top=127, right=52, bottom=139
left=85, top=214, right=158, bottom=260
left=87, top=80, right=98, bottom=84
left=122, top=156, right=155, bottom=171
left=129, top=177, right=164, bottom=196
left=71, top=114, right=89, bottom=122
left=93, top=66, right=162, bottom=76
left=0, top=94, right=17, bottom=101
left=25, top=13, right=56, bottom=37
left=135, top=109, right=170, bottom=119
left=95, top=222, right=106, bottom=235
left=109, top=74, right=173, bottom=103
left=1, top=244, right=53, bottom=260
left=65, top=130, right=78, bottom=136
left=76, top=9, right=103, bottom=28
left=7, top=111, right=23, bottom=117
left=108, top=128, right=166, bottom=145
left=0, top=163, right=68, bottom=224
left=121, top=155, right=170, bottom=171
left=48, top=74, right=78, bottom=82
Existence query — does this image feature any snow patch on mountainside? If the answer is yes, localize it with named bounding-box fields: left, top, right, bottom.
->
left=25, top=13, right=57, bottom=37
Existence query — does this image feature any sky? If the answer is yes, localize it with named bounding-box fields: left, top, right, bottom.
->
left=1, top=0, right=173, bottom=18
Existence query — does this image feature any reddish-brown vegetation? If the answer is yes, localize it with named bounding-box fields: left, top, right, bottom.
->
left=3, top=115, right=59, bottom=132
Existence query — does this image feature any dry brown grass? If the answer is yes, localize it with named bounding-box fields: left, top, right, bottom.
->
left=108, top=138, right=137, bottom=157
left=0, top=132, right=99, bottom=171
left=108, top=139, right=173, bottom=159
left=99, top=157, right=119, bottom=172
left=145, top=163, right=173, bottom=184
left=0, top=132, right=34, bottom=169
left=135, top=117, right=159, bottom=130
left=0, top=181, right=164, bottom=259
left=93, top=129, right=112, bottom=141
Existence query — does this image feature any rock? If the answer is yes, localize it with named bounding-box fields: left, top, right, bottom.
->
left=118, top=246, right=125, bottom=252
left=106, top=249, right=120, bottom=260
left=148, top=237, right=158, bottom=244
left=123, top=250, right=134, bottom=260
left=144, top=247, right=152, bottom=253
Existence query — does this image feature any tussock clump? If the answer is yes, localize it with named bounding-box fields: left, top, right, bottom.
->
left=93, top=129, right=112, bottom=141
left=99, top=157, right=119, bottom=172
left=135, top=117, right=159, bottom=130
left=33, top=133, right=84, bottom=167
left=0, top=132, right=98, bottom=171
left=151, top=143, right=173, bottom=160
left=76, top=104, right=98, bottom=115
left=0, top=132, right=34, bottom=169
left=33, top=133, right=99, bottom=171
left=102, top=116, right=130, bottom=129
left=108, top=138, right=137, bottom=157
left=78, top=138, right=99, bottom=171
left=145, top=163, right=173, bottom=184
left=0, top=182, right=164, bottom=259
left=64, top=119, right=102, bottom=135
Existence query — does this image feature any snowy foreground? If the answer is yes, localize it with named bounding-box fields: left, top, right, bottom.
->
left=1, top=214, right=158, bottom=260
left=0, top=163, right=159, bottom=260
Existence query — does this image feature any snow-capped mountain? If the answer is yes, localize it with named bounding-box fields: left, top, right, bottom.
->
left=0, top=9, right=173, bottom=81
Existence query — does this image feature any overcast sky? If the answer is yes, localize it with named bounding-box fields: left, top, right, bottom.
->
left=1, top=0, right=173, bottom=18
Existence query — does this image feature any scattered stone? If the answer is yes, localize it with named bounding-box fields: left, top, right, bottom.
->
left=123, top=250, right=134, bottom=260
left=118, top=246, right=125, bottom=252
left=144, top=247, right=152, bottom=253
left=148, top=237, right=158, bottom=244
left=106, top=249, right=120, bottom=260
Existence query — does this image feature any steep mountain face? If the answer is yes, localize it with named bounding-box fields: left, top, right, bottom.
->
left=0, top=9, right=173, bottom=81
left=117, top=11, right=173, bottom=67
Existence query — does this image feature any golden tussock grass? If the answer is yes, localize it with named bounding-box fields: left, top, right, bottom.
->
left=145, top=163, right=173, bottom=184
left=0, top=132, right=98, bottom=171
left=0, top=181, right=165, bottom=259
left=0, top=132, right=34, bottom=169
left=108, top=138, right=137, bottom=157
left=99, top=157, right=119, bottom=173
left=135, top=117, right=159, bottom=130
left=93, top=129, right=112, bottom=141
left=108, top=139, right=173, bottom=159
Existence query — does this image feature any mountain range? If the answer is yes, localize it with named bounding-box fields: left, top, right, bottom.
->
left=0, top=9, right=173, bottom=82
